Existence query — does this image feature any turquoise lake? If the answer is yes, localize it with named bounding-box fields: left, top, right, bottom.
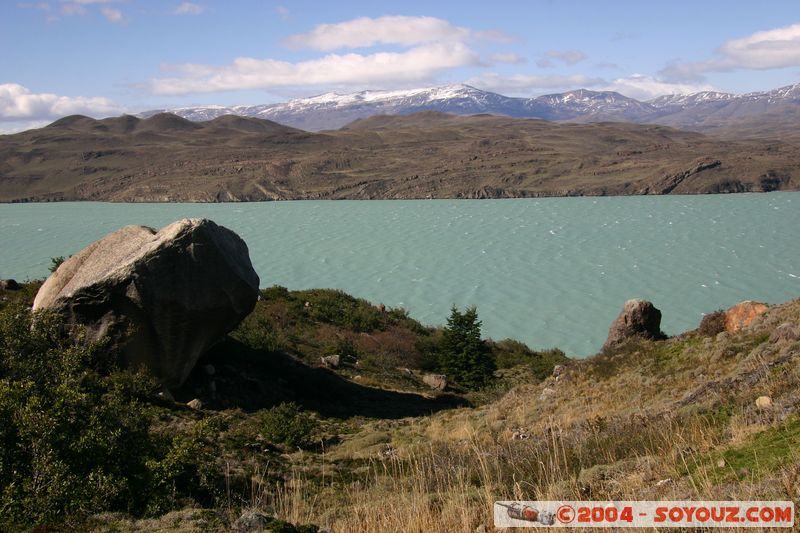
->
left=1, top=193, right=798, bottom=356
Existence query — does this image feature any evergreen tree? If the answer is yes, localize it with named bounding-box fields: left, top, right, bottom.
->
left=439, top=306, right=495, bottom=389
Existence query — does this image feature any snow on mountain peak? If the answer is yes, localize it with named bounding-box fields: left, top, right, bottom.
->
left=139, top=81, right=800, bottom=132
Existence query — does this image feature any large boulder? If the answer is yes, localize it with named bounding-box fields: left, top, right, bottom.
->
left=724, top=300, right=768, bottom=332
left=33, top=219, right=259, bottom=387
left=602, top=299, right=664, bottom=350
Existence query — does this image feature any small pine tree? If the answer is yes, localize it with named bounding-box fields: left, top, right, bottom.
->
left=439, top=306, right=495, bottom=390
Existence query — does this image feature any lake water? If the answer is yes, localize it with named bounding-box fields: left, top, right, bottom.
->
left=1, top=193, right=798, bottom=356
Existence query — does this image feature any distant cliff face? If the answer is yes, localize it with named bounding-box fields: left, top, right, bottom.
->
left=0, top=112, right=797, bottom=202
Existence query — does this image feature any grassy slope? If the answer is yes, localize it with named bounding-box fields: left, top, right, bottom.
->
left=1, top=112, right=798, bottom=202
left=1, top=282, right=798, bottom=531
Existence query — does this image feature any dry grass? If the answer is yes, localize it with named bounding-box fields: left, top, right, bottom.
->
left=232, top=299, right=800, bottom=532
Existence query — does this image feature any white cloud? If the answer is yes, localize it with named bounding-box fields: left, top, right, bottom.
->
left=174, top=2, right=205, bottom=15
left=101, top=6, right=124, bottom=23
left=491, top=52, right=525, bottom=64
left=603, top=75, right=714, bottom=100
left=28, top=0, right=124, bottom=22
left=0, top=83, right=123, bottom=124
left=466, top=72, right=604, bottom=94
left=662, top=22, right=800, bottom=81
left=149, top=43, right=481, bottom=95
left=543, top=49, right=587, bottom=66
left=0, top=120, right=51, bottom=135
left=283, top=15, right=508, bottom=51
left=275, top=5, right=289, bottom=20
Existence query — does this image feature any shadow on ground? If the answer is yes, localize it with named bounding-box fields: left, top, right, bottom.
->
left=173, top=337, right=469, bottom=418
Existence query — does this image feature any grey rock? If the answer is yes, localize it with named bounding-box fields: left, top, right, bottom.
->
left=321, top=354, right=340, bottom=368
left=32, top=219, right=259, bottom=387
left=0, top=279, right=20, bottom=291
left=232, top=511, right=271, bottom=532
left=422, top=373, right=448, bottom=391
left=603, top=299, right=664, bottom=350
left=552, top=364, right=565, bottom=377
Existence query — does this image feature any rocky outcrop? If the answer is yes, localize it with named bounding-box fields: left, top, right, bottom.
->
left=422, top=373, right=448, bottom=391
left=33, top=219, right=259, bottom=387
left=724, top=301, right=769, bottom=333
left=603, top=299, right=664, bottom=350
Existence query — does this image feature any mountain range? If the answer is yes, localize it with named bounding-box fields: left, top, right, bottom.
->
left=140, top=83, right=800, bottom=135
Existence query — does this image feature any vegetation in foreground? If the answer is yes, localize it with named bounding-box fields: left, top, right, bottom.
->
left=1, top=281, right=798, bottom=531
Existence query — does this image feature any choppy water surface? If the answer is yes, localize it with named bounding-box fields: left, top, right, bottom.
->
left=1, top=193, right=798, bottom=355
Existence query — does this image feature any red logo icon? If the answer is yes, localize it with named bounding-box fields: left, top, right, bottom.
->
left=558, top=505, right=576, bottom=524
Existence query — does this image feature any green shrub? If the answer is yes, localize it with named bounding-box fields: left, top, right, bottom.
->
left=491, top=340, right=568, bottom=380
left=299, top=290, right=383, bottom=332
left=144, top=418, right=223, bottom=515
left=0, top=302, right=225, bottom=528
left=260, top=285, right=291, bottom=302
left=261, top=402, right=319, bottom=449
left=439, top=306, right=495, bottom=390
left=232, top=315, right=284, bottom=352
left=48, top=256, right=66, bottom=273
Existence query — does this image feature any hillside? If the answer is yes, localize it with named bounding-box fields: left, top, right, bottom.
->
left=1, top=279, right=798, bottom=531
left=1, top=112, right=798, bottom=202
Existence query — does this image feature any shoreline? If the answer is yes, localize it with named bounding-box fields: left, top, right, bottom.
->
left=3, top=189, right=797, bottom=204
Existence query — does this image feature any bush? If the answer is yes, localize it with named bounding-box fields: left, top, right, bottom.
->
left=299, top=290, right=383, bottom=332
left=232, top=314, right=284, bottom=353
left=439, top=306, right=495, bottom=390
left=698, top=309, right=726, bottom=337
left=260, top=285, right=291, bottom=302
left=0, top=302, right=224, bottom=528
left=48, top=256, right=66, bottom=273
left=261, top=402, right=319, bottom=449
left=491, top=340, right=568, bottom=380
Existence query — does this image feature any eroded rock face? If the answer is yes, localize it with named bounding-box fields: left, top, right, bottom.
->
left=33, top=219, right=259, bottom=387
left=603, top=299, right=664, bottom=350
left=724, top=301, right=768, bottom=332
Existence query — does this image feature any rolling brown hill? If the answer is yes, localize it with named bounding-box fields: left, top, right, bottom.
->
left=0, top=112, right=797, bottom=202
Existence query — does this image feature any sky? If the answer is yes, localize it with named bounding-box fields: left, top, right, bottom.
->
left=1, top=0, right=800, bottom=132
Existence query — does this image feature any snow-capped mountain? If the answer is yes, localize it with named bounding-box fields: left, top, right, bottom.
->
left=140, top=82, right=800, bottom=132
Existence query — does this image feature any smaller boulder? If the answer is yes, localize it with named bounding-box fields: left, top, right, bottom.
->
left=187, top=398, right=203, bottom=410
left=603, top=299, right=664, bottom=350
left=232, top=511, right=270, bottom=533
left=552, top=364, right=565, bottom=378
left=539, top=387, right=556, bottom=401
left=769, top=323, right=799, bottom=344
left=724, top=301, right=768, bottom=333
left=0, top=279, right=20, bottom=291
left=422, top=373, right=447, bottom=391
left=755, top=395, right=772, bottom=409
left=321, top=354, right=340, bottom=368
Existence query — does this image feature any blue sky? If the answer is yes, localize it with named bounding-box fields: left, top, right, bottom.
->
left=2, top=0, right=799, bottom=131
